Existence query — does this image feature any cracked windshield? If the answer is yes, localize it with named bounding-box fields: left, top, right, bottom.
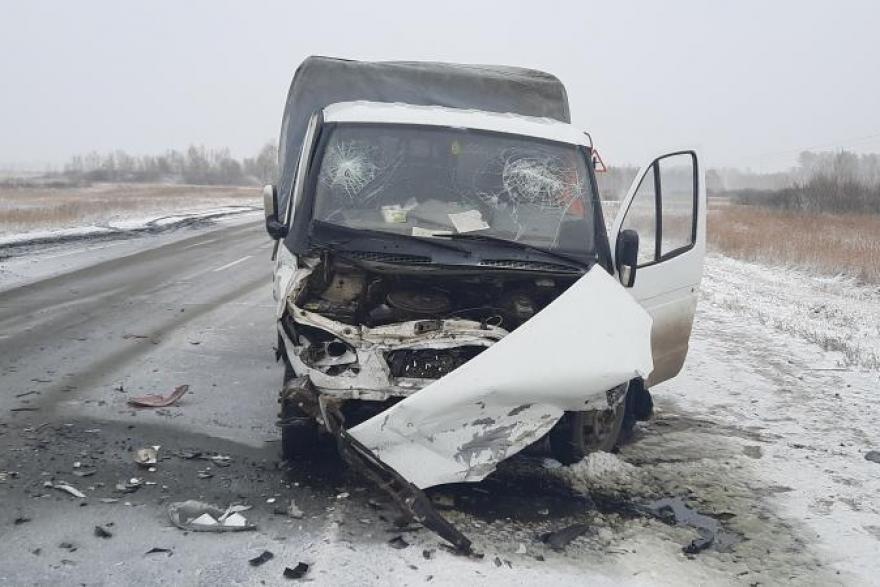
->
left=312, top=124, right=597, bottom=258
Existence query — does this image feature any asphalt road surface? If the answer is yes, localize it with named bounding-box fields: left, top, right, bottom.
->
left=1, top=218, right=875, bottom=585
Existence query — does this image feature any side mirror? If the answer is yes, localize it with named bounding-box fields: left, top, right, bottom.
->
left=263, top=184, right=287, bottom=240
left=616, top=229, right=639, bottom=287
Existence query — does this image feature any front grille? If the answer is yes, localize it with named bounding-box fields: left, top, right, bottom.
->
left=479, top=258, right=580, bottom=273
left=386, top=346, right=485, bottom=379
left=343, top=250, right=432, bottom=264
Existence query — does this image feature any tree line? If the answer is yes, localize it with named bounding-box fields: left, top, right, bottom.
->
left=730, top=151, right=880, bottom=214
left=59, top=143, right=278, bottom=186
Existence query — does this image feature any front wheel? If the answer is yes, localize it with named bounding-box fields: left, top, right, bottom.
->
left=280, top=363, right=320, bottom=460
left=549, top=384, right=628, bottom=465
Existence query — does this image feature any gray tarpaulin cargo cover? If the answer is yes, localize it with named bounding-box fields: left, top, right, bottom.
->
left=276, top=55, right=572, bottom=212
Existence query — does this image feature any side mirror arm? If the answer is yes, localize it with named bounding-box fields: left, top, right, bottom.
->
left=615, top=229, right=639, bottom=287
left=263, top=184, right=287, bottom=240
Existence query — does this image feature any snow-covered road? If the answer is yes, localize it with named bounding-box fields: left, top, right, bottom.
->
left=1, top=223, right=877, bottom=585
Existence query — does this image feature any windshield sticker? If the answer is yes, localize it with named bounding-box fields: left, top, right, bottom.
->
left=448, top=210, right=490, bottom=233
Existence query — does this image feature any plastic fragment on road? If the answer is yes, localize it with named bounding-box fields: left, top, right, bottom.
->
left=167, top=500, right=256, bottom=532
left=115, top=478, right=143, bottom=493
left=388, top=535, right=409, bottom=549
left=134, top=446, right=160, bottom=467
left=249, top=550, right=274, bottom=567
left=128, top=385, right=189, bottom=408
left=44, top=481, right=86, bottom=499
left=541, top=523, right=592, bottom=551
left=283, top=562, right=310, bottom=579
left=145, top=547, right=172, bottom=556
left=94, top=525, right=113, bottom=538
left=350, top=267, right=654, bottom=489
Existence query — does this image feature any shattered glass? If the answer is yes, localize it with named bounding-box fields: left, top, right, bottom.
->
left=311, top=124, right=597, bottom=259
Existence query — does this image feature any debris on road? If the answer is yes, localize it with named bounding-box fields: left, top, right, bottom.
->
left=249, top=550, right=275, bottom=567
left=44, top=481, right=86, bottom=499
left=540, top=523, right=592, bottom=552
left=283, top=562, right=309, bottom=579
left=865, top=450, right=880, bottom=464
left=94, top=525, right=113, bottom=539
left=285, top=499, right=304, bottom=519
left=14, top=516, right=31, bottom=525
left=388, top=535, right=409, bottom=549
left=115, top=478, right=143, bottom=493
left=72, top=468, right=96, bottom=478
left=128, top=385, right=189, bottom=408
left=167, top=500, right=256, bottom=532
left=145, top=547, right=173, bottom=556
left=134, top=446, right=159, bottom=467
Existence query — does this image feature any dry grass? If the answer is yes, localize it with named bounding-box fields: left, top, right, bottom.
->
left=709, top=203, right=880, bottom=283
left=0, top=183, right=259, bottom=234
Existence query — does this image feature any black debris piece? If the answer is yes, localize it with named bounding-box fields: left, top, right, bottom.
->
left=59, top=542, right=77, bottom=552
left=493, top=556, right=502, bottom=567
left=540, top=523, right=592, bottom=552
left=422, top=549, right=434, bottom=560
left=249, top=550, right=275, bottom=567
left=683, top=528, right=715, bottom=555
left=145, top=547, right=173, bottom=556
left=388, top=535, right=409, bottom=549
left=283, top=562, right=310, bottom=579
left=865, top=450, right=880, bottom=464
left=94, top=525, right=113, bottom=538
left=14, top=517, right=31, bottom=525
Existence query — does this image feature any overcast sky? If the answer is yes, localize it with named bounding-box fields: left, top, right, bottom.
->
left=1, top=0, right=878, bottom=172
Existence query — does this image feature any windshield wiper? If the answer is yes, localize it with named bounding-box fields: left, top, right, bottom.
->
left=442, top=233, right=590, bottom=268
left=310, top=220, right=471, bottom=255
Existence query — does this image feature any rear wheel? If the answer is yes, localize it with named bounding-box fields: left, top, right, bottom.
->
left=550, top=384, right=628, bottom=465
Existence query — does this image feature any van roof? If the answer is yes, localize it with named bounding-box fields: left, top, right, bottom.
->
left=323, top=101, right=589, bottom=146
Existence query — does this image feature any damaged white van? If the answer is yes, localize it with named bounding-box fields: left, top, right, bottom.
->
left=264, top=57, right=705, bottom=497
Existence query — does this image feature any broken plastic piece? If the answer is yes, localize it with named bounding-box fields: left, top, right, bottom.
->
left=283, top=562, right=309, bottom=579
left=44, top=481, right=86, bottom=499
left=94, top=525, right=113, bottom=539
left=540, top=523, right=592, bottom=551
left=145, top=547, right=172, bottom=556
left=134, top=446, right=159, bottom=467
left=249, top=550, right=275, bottom=567
left=128, top=385, right=189, bottom=408
left=167, top=500, right=256, bottom=532
left=388, top=535, right=409, bottom=549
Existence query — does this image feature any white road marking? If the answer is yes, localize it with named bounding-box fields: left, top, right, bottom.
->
left=212, top=255, right=253, bottom=272
left=180, top=238, right=219, bottom=250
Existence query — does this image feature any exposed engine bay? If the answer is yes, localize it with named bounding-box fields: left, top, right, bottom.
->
left=279, top=253, right=581, bottom=398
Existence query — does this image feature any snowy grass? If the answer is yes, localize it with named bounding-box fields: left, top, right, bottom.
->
left=0, top=183, right=260, bottom=236
left=708, top=204, right=880, bottom=283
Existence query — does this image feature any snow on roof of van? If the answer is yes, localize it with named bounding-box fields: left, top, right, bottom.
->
left=322, top=101, right=590, bottom=147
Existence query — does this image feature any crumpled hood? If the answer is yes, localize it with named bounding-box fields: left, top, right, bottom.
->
left=350, top=267, right=653, bottom=488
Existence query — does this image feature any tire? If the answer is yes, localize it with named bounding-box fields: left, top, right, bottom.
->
left=280, top=361, right=320, bottom=461
left=550, top=384, right=628, bottom=465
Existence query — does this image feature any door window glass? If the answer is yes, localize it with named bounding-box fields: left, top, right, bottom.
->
left=621, top=167, right=657, bottom=266
left=658, top=154, right=696, bottom=256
